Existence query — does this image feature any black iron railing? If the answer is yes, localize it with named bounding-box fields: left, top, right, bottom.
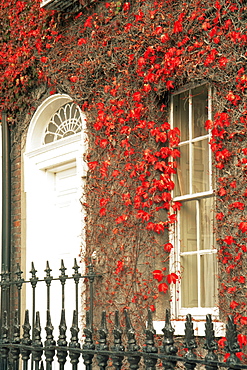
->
left=0, top=260, right=246, bottom=370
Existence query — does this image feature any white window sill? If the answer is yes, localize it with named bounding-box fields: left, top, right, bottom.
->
left=153, top=320, right=225, bottom=337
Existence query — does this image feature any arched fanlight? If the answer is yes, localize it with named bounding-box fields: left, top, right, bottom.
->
left=43, top=102, right=82, bottom=145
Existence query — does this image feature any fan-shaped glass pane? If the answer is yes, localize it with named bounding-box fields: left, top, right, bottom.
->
left=43, top=102, right=82, bottom=144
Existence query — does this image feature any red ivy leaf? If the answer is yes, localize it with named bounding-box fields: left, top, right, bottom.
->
left=164, top=243, right=173, bottom=252
left=230, top=300, right=239, bottom=309
left=40, top=56, right=48, bottom=63
left=99, top=208, right=106, bottom=216
left=154, top=223, right=165, bottom=234
left=100, top=198, right=109, bottom=206
left=115, top=260, right=124, bottom=274
left=218, top=187, right=227, bottom=196
left=152, top=270, right=164, bottom=282
left=69, top=76, right=78, bottom=83
left=88, top=161, right=98, bottom=170
left=168, top=214, right=177, bottom=223
left=239, top=276, right=245, bottom=284
left=218, top=337, right=226, bottom=348
left=224, top=353, right=230, bottom=362
left=112, top=170, right=120, bottom=177
left=216, top=212, right=224, bottom=220
left=115, top=215, right=128, bottom=224
left=78, top=38, right=87, bottom=45
left=236, top=352, right=243, bottom=361
left=238, top=334, right=247, bottom=348
left=239, top=222, right=247, bottom=233
left=223, top=236, right=235, bottom=245
left=166, top=273, right=178, bottom=284
left=240, top=317, right=247, bottom=325
left=158, top=282, right=169, bottom=294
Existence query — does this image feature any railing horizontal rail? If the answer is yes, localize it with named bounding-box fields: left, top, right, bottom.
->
left=1, top=344, right=247, bottom=369
left=0, top=275, right=95, bottom=286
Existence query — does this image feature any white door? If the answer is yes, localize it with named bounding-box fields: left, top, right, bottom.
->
left=50, top=164, right=81, bottom=269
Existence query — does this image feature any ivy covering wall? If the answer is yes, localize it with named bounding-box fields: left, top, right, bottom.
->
left=1, top=0, right=247, bottom=355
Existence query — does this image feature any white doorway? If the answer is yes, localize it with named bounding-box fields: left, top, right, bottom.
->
left=24, top=94, right=87, bottom=366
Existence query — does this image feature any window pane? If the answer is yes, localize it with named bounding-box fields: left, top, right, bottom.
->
left=181, top=254, right=198, bottom=307
left=200, top=254, right=218, bottom=307
left=200, top=197, right=215, bottom=250
left=173, top=91, right=189, bottom=142
left=175, top=144, right=189, bottom=196
left=192, top=139, right=209, bottom=193
left=180, top=200, right=197, bottom=252
left=192, top=85, right=208, bottom=138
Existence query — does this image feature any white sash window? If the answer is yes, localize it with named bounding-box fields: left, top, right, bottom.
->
left=170, top=85, right=218, bottom=320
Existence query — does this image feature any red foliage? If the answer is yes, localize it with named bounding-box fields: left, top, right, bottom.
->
left=1, top=0, right=247, bottom=334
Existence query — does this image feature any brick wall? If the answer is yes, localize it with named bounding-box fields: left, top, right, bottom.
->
left=10, top=139, right=22, bottom=313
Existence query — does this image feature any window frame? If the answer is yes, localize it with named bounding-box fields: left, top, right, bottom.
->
left=169, top=83, right=218, bottom=321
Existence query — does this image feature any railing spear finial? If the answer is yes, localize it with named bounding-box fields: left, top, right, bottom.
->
left=112, top=311, right=125, bottom=370
left=44, top=310, right=55, bottom=365
left=161, top=309, right=177, bottom=369
left=143, top=309, right=158, bottom=370
left=11, top=310, right=20, bottom=365
left=21, top=310, right=31, bottom=365
left=82, top=310, right=95, bottom=369
left=225, top=315, right=241, bottom=368
left=57, top=308, right=68, bottom=366
left=204, top=314, right=218, bottom=370
left=124, top=309, right=140, bottom=370
left=97, top=311, right=109, bottom=370
left=184, top=314, right=197, bottom=370
left=32, top=312, right=43, bottom=366
left=69, top=310, right=80, bottom=367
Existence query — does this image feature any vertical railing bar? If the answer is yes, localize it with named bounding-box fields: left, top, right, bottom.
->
left=204, top=314, right=218, bottom=370
left=125, top=309, right=140, bottom=370
left=1, top=310, right=9, bottom=370
left=12, top=309, right=20, bottom=370
left=59, top=260, right=68, bottom=310
left=87, top=259, right=95, bottom=330
left=161, top=309, right=177, bottom=370
left=82, top=311, right=95, bottom=370
left=20, top=310, right=31, bottom=370
left=72, top=258, right=81, bottom=327
left=30, top=263, right=38, bottom=337
left=96, top=311, right=109, bottom=370
left=57, top=308, right=67, bottom=370
left=225, top=315, right=241, bottom=369
left=111, top=310, right=124, bottom=370
left=6, top=270, right=11, bottom=331
left=143, top=309, right=158, bottom=370
left=0, top=267, right=7, bottom=354
left=184, top=314, right=197, bottom=370
left=44, top=309, right=55, bottom=370
left=15, top=263, right=24, bottom=329
left=44, top=261, right=53, bottom=312
left=30, top=262, right=38, bottom=370
left=69, top=310, right=80, bottom=370
left=32, top=312, right=43, bottom=370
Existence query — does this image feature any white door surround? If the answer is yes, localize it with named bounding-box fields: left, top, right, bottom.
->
left=24, top=94, right=87, bottom=359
